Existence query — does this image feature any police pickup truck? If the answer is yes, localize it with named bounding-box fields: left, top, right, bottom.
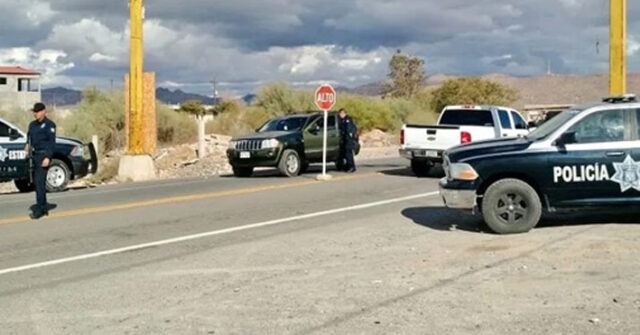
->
left=439, top=94, right=640, bottom=234
left=400, top=105, right=529, bottom=176
left=0, top=117, right=97, bottom=192
left=227, top=111, right=359, bottom=177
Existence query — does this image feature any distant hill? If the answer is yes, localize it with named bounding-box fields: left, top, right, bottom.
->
left=348, top=72, right=640, bottom=110
left=42, top=87, right=83, bottom=106
left=155, top=87, right=218, bottom=105
left=42, top=87, right=220, bottom=106
left=43, top=72, right=640, bottom=110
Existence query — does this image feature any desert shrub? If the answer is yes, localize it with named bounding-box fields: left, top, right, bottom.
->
left=157, top=103, right=197, bottom=145
left=431, top=77, right=518, bottom=113
left=55, top=87, right=125, bottom=153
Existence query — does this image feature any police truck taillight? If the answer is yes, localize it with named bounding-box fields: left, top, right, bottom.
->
left=461, top=131, right=472, bottom=144
left=400, top=129, right=405, bottom=145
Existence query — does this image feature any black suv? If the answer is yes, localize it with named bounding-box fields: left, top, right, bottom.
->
left=439, top=94, right=640, bottom=234
left=226, top=111, right=358, bottom=177
left=0, top=117, right=97, bottom=192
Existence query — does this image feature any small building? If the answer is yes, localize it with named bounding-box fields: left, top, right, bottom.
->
left=0, top=66, right=42, bottom=111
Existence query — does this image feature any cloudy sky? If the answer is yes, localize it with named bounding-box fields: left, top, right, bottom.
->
left=1, top=0, right=639, bottom=96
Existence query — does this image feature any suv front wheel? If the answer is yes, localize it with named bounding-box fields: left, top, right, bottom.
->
left=278, top=149, right=301, bottom=177
left=482, top=178, right=542, bottom=234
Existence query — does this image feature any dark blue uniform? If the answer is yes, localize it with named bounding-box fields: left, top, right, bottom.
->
left=339, top=115, right=358, bottom=172
left=27, top=117, right=56, bottom=216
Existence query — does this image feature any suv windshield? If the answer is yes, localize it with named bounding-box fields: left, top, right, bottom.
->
left=258, top=116, right=308, bottom=132
left=527, top=109, right=581, bottom=141
left=439, top=109, right=494, bottom=126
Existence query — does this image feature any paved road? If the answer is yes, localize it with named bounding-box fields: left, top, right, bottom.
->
left=1, top=158, right=639, bottom=334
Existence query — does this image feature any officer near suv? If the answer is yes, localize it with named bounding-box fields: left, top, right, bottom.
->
left=338, top=108, right=358, bottom=172
left=25, top=102, right=56, bottom=219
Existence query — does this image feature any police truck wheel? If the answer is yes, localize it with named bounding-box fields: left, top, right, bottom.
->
left=14, top=179, right=35, bottom=193
left=232, top=166, right=253, bottom=177
left=278, top=149, right=301, bottom=177
left=46, top=159, right=70, bottom=192
left=411, top=159, right=432, bottom=177
left=482, top=178, right=542, bottom=234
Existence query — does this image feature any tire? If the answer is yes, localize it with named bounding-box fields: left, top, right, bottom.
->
left=278, top=149, right=301, bottom=177
left=232, top=166, right=254, bottom=177
left=481, top=178, right=542, bottom=234
left=14, top=179, right=34, bottom=193
left=411, top=159, right=432, bottom=177
left=335, top=159, right=345, bottom=171
left=46, top=159, right=70, bottom=192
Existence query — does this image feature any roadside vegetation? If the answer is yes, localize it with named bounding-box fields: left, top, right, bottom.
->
left=0, top=51, right=517, bottom=183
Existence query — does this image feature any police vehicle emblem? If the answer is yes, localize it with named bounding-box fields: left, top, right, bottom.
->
left=610, top=155, right=640, bottom=192
left=0, top=146, right=7, bottom=162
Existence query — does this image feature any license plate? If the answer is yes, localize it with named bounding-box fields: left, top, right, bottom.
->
left=240, top=151, right=251, bottom=159
left=426, top=150, right=438, bottom=158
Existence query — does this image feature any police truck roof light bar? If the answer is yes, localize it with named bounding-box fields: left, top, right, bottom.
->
left=602, top=94, right=637, bottom=103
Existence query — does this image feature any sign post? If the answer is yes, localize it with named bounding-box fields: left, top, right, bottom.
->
left=314, top=84, right=337, bottom=181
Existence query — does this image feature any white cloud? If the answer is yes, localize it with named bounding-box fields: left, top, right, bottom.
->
left=0, top=47, right=74, bottom=85
left=628, top=35, right=640, bottom=56
left=25, top=1, right=55, bottom=25
left=89, top=53, right=117, bottom=63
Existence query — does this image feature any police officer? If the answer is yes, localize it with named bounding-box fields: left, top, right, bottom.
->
left=338, top=108, right=358, bottom=173
left=25, top=102, right=56, bottom=219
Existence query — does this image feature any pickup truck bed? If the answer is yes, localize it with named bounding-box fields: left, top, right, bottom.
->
left=400, top=105, right=529, bottom=176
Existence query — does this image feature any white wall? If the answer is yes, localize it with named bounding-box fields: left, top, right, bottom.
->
left=0, top=74, right=41, bottom=110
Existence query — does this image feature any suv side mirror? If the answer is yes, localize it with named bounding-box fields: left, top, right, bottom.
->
left=8, top=128, right=22, bottom=141
left=555, top=131, right=576, bottom=146
left=308, top=124, right=320, bottom=134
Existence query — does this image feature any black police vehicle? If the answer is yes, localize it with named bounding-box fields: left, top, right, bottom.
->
left=440, top=94, right=640, bottom=234
left=0, top=117, right=97, bottom=192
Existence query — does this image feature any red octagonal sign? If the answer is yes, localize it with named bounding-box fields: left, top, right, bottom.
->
left=315, top=84, right=337, bottom=111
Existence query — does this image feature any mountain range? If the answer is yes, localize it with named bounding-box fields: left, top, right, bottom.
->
left=42, top=72, right=640, bottom=109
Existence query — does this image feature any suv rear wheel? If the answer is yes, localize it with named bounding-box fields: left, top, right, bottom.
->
left=482, top=178, right=542, bottom=234
left=279, top=149, right=301, bottom=177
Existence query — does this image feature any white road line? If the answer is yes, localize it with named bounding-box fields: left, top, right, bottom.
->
left=0, top=191, right=439, bottom=276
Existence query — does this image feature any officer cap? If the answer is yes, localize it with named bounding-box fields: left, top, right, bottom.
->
left=31, top=102, right=46, bottom=112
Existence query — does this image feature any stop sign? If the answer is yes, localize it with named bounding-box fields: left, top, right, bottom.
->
left=315, top=84, right=337, bottom=110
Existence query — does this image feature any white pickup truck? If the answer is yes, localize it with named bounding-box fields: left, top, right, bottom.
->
left=399, top=105, right=530, bottom=176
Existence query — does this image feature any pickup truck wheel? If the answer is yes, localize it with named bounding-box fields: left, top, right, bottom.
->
left=14, top=179, right=34, bottom=193
left=411, top=159, right=432, bottom=177
left=46, top=159, right=70, bottom=192
left=279, top=149, right=301, bottom=177
left=482, top=178, right=542, bottom=234
left=232, top=166, right=253, bottom=177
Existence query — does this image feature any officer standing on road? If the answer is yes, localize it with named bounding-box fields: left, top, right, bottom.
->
left=338, top=108, right=358, bottom=173
left=25, top=102, right=56, bottom=219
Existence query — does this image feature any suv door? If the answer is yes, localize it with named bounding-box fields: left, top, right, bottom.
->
left=0, top=120, right=28, bottom=180
left=497, top=109, right=516, bottom=137
left=510, top=110, right=530, bottom=137
left=304, top=114, right=339, bottom=162
left=546, top=108, right=636, bottom=206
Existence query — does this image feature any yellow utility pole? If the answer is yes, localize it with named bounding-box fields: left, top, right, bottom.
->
left=129, top=0, right=144, bottom=154
left=610, top=0, right=626, bottom=95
